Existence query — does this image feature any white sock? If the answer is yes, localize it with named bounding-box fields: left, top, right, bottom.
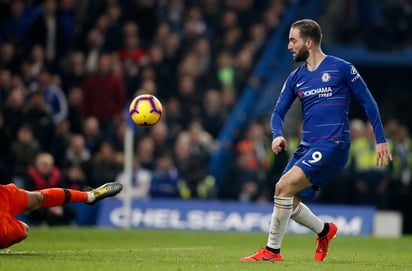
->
left=266, top=196, right=293, bottom=250
left=290, top=202, right=324, bottom=234
left=87, top=191, right=95, bottom=203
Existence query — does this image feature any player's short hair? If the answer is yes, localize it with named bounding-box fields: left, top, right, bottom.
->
left=291, top=19, right=322, bottom=45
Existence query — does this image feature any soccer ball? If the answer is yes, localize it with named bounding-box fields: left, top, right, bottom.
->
left=129, top=94, right=163, bottom=126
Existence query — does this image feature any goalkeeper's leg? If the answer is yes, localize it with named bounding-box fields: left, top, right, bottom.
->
left=25, top=182, right=123, bottom=211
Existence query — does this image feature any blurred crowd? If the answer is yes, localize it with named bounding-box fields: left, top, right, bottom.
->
left=0, top=0, right=286, bottom=224
left=0, top=0, right=411, bottom=232
left=319, top=0, right=412, bottom=50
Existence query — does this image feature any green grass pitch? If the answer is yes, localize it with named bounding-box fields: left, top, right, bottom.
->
left=1, top=227, right=411, bottom=271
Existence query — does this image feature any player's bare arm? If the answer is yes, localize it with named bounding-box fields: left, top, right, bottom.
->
left=272, top=136, right=288, bottom=155
left=375, top=142, right=392, bottom=167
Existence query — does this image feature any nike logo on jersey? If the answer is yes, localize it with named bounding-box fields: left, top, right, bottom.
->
left=296, top=82, right=305, bottom=87
left=302, top=160, right=312, bottom=167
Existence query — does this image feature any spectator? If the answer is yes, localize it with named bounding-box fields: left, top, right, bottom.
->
left=235, top=122, right=272, bottom=200
left=25, top=152, right=60, bottom=190
left=66, top=86, right=83, bottom=134
left=29, top=0, right=69, bottom=67
left=58, top=0, right=75, bottom=48
left=84, top=140, right=122, bottom=188
left=22, top=90, right=54, bottom=151
left=161, top=32, right=182, bottom=75
left=149, top=120, right=173, bottom=157
left=19, top=60, right=37, bottom=88
left=178, top=51, right=202, bottom=80
left=159, top=0, right=185, bottom=31
left=174, top=121, right=215, bottom=199
left=391, top=124, right=412, bottom=233
left=233, top=44, right=254, bottom=90
left=200, top=88, right=227, bottom=138
left=163, top=97, right=184, bottom=143
left=220, top=150, right=263, bottom=202
left=116, top=157, right=151, bottom=199
left=81, top=53, right=126, bottom=137
left=63, top=133, right=91, bottom=169
left=0, top=42, right=21, bottom=74
left=28, top=44, right=52, bottom=77
left=62, top=164, right=89, bottom=191
left=247, top=23, right=267, bottom=53
left=129, top=64, right=157, bottom=99
left=136, top=136, right=156, bottom=171
left=82, top=116, right=103, bottom=155
left=147, top=43, right=172, bottom=99
left=103, top=3, right=124, bottom=52
left=0, top=0, right=31, bottom=56
left=25, top=152, right=76, bottom=225
left=261, top=1, right=283, bottom=32
left=180, top=6, right=210, bottom=53
left=126, top=0, right=158, bottom=44
left=107, top=118, right=124, bottom=153
left=220, top=26, right=242, bottom=54
left=392, top=125, right=412, bottom=187
left=207, top=50, right=236, bottom=102
left=117, top=31, right=148, bottom=78
left=122, top=21, right=139, bottom=39
left=224, top=0, right=256, bottom=33
left=200, top=0, right=222, bottom=31
left=351, top=121, right=392, bottom=209
left=62, top=51, right=87, bottom=92
left=216, top=9, right=238, bottom=40
left=29, top=68, right=68, bottom=124
left=150, top=152, right=179, bottom=198
left=176, top=74, right=202, bottom=127
left=3, top=86, right=26, bottom=137
left=50, top=119, right=71, bottom=169
left=136, top=75, right=158, bottom=96
left=192, top=37, right=212, bottom=82
left=81, top=28, right=105, bottom=73
left=9, top=124, right=39, bottom=185
left=153, top=21, right=171, bottom=45
left=0, top=69, right=12, bottom=105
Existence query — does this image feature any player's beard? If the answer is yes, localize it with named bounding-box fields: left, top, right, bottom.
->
left=293, top=45, right=309, bottom=62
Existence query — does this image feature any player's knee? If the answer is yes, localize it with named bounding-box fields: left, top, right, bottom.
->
left=275, top=181, right=284, bottom=196
left=1, top=221, right=29, bottom=249
left=26, top=192, right=45, bottom=211
left=275, top=178, right=292, bottom=197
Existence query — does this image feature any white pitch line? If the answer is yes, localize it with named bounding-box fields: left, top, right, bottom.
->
left=1, top=246, right=213, bottom=255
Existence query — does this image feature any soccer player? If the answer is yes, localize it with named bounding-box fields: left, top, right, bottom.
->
left=0, top=182, right=123, bottom=249
left=241, top=19, right=392, bottom=262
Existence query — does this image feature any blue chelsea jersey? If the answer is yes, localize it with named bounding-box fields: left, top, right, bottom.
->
left=271, top=55, right=386, bottom=147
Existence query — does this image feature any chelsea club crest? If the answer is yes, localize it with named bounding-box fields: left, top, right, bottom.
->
left=321, top=72, right=331, bottom=82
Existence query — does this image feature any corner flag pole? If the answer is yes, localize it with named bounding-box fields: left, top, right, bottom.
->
left=123, top=108, right=135, bottom=229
